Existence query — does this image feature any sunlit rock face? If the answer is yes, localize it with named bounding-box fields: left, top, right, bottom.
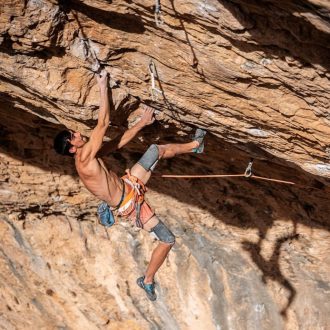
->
left=0, top=1, right=329, bottom=329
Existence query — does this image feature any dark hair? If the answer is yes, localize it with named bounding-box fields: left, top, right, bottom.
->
left=53, top=130, right=74, bottom=157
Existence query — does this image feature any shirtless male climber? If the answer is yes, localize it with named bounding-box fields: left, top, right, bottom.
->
left=53, top=70, right=206, bottom=301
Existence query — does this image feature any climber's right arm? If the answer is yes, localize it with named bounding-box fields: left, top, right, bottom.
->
left=80, top=71, right=110, bottom=162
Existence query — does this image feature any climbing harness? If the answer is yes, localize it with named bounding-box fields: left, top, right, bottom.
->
left=154, top=0, right=163, bottom=27
left=118, top=170, right=148, bottom=229
left=97, top=171, right=148, bottom=229
left=148, top=59, right=163, bottom=101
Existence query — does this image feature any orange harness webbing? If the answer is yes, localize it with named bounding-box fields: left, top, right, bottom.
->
left=116, top=169, right=147, bottom=228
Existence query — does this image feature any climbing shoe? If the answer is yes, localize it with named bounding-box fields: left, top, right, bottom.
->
left=137, top=276, right=157, bottom=301
left=192, top=128, right=207, bottom=153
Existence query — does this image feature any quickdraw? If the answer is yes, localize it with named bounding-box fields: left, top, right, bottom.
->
left=244, top=159, right=254, bottom=177
left=154, top=0, right=163, bottom=27
left=148, top=59, right=163, bottom=101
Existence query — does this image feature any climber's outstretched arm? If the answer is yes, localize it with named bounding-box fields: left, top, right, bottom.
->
left=79, top=70, right=111, bottom=162
left=97, top=106, right=155, bottom=157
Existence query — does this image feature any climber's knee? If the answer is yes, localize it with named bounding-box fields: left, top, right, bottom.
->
left=137, top=144, right=159, bottom=171
left=150, top=220, right=176, bottom=245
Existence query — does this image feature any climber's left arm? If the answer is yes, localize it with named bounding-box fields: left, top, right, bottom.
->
left=97, top=106, right=155, bottom=157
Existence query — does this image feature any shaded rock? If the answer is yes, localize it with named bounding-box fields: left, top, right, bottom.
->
left=0, top=0, right=330, bottom=329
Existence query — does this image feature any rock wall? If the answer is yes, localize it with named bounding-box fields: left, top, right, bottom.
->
left=0, top=1, right=330, bottom=329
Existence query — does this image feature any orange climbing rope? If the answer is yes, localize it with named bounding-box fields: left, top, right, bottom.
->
left=160, top=159, right=310, bottom=188
left=162, top=174, right=245, bottom=179
left=161, top=173, right=296, bottom=185
left=249, top=175, right=296, bottom=185
left=160, top=170, right=330, bottom=196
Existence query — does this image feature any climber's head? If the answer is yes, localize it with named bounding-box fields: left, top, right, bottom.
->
left=53, top=130, right=87, bottom=156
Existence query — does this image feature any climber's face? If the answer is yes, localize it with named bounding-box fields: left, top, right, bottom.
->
left=69, top=131, right=87, bottom=149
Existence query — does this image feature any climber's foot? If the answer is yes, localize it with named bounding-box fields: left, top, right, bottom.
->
left=192, top=128, right=207, bottom=153
left=137, top=276, right=157, bottom=301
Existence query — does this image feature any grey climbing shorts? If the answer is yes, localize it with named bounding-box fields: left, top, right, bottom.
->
left=150, top=220, right=175, bottom=245
left=137, top=144, right=159, bottom=172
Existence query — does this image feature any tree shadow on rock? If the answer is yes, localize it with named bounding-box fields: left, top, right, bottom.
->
left=242, top=233, right=300, bottom=317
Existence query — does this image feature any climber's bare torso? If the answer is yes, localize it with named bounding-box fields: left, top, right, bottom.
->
left=75, top=152, right=123, bottom=207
